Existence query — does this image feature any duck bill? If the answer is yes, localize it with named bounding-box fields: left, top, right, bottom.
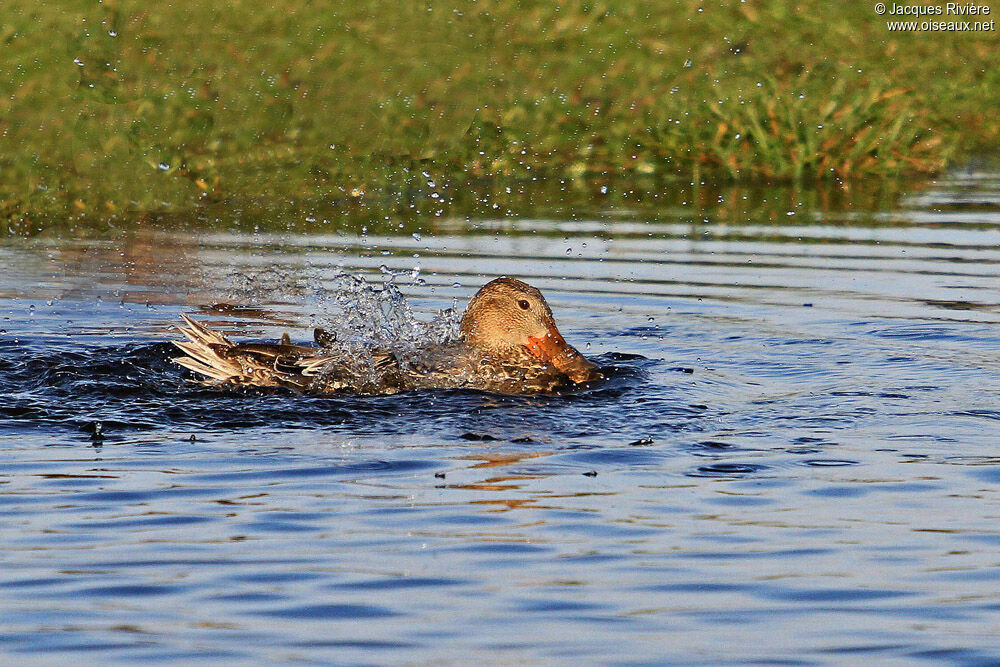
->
left=526, top=331, right=599, bottom=383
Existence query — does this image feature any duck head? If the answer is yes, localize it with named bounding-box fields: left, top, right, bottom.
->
left=460, top=277, right=600, bottom=384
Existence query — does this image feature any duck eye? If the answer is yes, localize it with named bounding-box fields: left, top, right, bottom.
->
left=517, top=299, right=531, bottom=310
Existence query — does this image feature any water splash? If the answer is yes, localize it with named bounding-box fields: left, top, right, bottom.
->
left=210, top=268, right=462, bottom=389
left=221, top=268, right=313, bottom=306
left=308, top=272, right=462, bottom=386
left=315, top=272, right=459, bottom=350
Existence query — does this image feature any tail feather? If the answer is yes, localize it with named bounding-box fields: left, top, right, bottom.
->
left=172, top=314, right=336, bottom=390
left=172, top=315, right=246, bottom=383
left=173, top=351, right=239, bottom=382
left=179, top=313, right=232, bottom=348
left=171, top=314, right=401, bottom=393
left=172, top=338, right=242, bottom=378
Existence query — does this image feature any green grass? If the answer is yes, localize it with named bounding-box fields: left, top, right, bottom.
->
left=2, top=0, right=997, bottom=224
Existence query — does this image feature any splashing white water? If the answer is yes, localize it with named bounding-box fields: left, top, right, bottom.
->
left=307, top=272, right=462, bottom=385
left=314, top=272, right=460, bottom=351
left=215, top=268, right=462, bottom=388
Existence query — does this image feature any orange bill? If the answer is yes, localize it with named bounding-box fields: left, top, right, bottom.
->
left=526, top=330, right=600, bottom=383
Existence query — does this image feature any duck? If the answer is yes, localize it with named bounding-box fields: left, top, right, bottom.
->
left=172, top=277, right=601, bottom=395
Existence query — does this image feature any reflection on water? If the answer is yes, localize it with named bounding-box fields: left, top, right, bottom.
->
left=2, top=172, right=1000, bottom=662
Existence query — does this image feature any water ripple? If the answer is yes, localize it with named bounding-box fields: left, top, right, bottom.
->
left=2, top=171, right=1000, bottom=663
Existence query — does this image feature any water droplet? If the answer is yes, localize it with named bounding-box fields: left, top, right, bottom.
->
left=412, top=232, right=421, bottom=241
left=158, top=162, right=170, bottom=171
left=73, top=58, right=85, bottom=67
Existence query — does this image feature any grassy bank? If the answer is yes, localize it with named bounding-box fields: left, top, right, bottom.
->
left=2, top=1, right=998, bottom=224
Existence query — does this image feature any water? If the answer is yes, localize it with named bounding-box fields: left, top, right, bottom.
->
left=2, top=170, right=1000, bottom=663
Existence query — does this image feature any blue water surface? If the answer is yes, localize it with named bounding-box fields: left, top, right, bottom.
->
left=2, top=172, right=1000, bottom=663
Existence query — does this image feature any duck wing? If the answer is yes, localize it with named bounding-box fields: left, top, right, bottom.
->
left=173, top=315, right=408, bottom=394
left=173, top=315, right=329, bottom=390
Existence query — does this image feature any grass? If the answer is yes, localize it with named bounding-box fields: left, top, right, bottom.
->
left=1, top=0, right=997, bottom=225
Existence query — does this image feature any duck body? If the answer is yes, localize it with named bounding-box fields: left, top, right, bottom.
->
left=173, top=277, right=601, bottom=396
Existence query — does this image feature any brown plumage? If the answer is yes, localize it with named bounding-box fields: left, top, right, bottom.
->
left=172, top=277, right=601, bottom=395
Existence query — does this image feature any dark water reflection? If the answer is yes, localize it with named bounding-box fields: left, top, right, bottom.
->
left=2, top=172, right=1000, bottom=662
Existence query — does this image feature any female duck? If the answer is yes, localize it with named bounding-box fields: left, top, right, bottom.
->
left=173, top=277, right=601, bottom=395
